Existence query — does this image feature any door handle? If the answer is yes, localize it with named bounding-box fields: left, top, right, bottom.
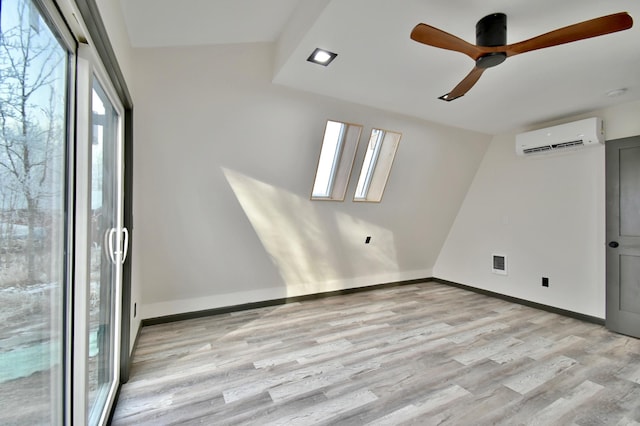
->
left=121, top=227, right=129, bottom=264
left=107, top=228, right=117, bottom=264
left=608, top=241, right=619, bottom=248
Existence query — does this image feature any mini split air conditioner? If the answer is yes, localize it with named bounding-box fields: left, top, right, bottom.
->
left=515, top=117, right=604, bottom=156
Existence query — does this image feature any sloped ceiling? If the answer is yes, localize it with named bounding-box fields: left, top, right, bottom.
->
left=120, top=0, right=640, bottom=134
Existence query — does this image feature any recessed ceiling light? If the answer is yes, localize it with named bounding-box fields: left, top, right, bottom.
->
left=606, top=88, right=628, bottom=97
left=307, top=48, right=338, bottom=66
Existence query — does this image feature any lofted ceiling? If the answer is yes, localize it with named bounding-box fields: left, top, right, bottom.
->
left=119, top=0, right=640, bottom=134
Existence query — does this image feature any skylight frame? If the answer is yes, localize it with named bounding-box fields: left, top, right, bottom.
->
left=311, top=120, right=363, bottom=201
left=354, top=129, right=384, bottom=200
left=312, top=121, right=346, bottom=198
left=353, top=128, right=401, bottom=203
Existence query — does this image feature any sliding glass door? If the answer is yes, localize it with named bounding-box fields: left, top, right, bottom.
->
left=1, top=1, right=127, bottom=423
left=0, top=0, right=72, bottom=423
left=76, top=45, right=126, bottom=425
left=88, top=76, right=125, bottom=423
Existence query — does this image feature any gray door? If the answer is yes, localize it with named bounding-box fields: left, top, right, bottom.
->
left=606, top=135, right=640, bottom=338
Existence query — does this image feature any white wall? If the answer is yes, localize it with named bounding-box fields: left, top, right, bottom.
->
left=434, top=100, right=640, bottom=319
left=95, top=0, right=135, bottom=97
left=131, top=42, right=491, bottom=319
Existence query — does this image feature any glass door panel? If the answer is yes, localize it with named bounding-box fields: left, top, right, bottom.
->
left=0, top=0, right=69, bottom=424
left=87, top=79, right=121, bottom=422
left=75, top=43, right=125, bottom=425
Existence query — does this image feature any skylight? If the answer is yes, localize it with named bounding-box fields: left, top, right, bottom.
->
left=353, top=128, right=401, bottom=202
left=311, top=120, right=362, bottom=200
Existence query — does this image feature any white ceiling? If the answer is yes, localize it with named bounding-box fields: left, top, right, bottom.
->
left=120, top=0, right=640, bottom=134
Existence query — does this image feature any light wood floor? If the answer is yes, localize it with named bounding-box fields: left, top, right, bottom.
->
left=112, top=281, right=640, bottom=425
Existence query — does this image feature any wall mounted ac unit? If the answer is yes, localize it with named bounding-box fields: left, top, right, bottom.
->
left=515, top=117, right=604, bottom=156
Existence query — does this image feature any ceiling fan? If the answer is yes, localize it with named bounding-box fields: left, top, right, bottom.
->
left=410, top=12, right=633, bottom=101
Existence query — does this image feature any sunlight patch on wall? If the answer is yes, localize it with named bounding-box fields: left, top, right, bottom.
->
left=223, top=168, right=399, bottom=294
left=335, top=212, right=399, bottom=275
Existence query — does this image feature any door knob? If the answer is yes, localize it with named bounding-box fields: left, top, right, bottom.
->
left=608, top=241, right=619, bottom=248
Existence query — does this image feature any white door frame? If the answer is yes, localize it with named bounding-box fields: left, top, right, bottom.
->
left=74, top=43, right=126, bottom=426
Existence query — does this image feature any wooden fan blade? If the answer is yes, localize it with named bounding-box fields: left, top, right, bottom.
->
left=411, top=23, right=488, bottom=60
left=440, top=66, right=486, bottom=101
left=505, top=12, right=633, bottom=57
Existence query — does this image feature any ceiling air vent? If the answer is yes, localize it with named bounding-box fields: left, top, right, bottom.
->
left=492, top=254, right=507, bottom=275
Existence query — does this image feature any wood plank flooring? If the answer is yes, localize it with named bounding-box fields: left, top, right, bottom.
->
left=112, top=281, right=640, bottom=425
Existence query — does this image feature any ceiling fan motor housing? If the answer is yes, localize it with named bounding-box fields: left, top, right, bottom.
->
left=476, top=13, right=507, bottom=68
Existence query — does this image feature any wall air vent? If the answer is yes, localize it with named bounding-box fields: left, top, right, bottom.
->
left=492, top=254, right=507, bottom=275
left=552, top=140, right=584, bottom=149
left=522, top=145, right=552, bottom=154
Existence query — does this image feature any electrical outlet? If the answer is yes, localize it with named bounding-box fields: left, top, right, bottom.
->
left=365, top=236, right=371, bottom=244
left=542, top=277, right=549, bottom=287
